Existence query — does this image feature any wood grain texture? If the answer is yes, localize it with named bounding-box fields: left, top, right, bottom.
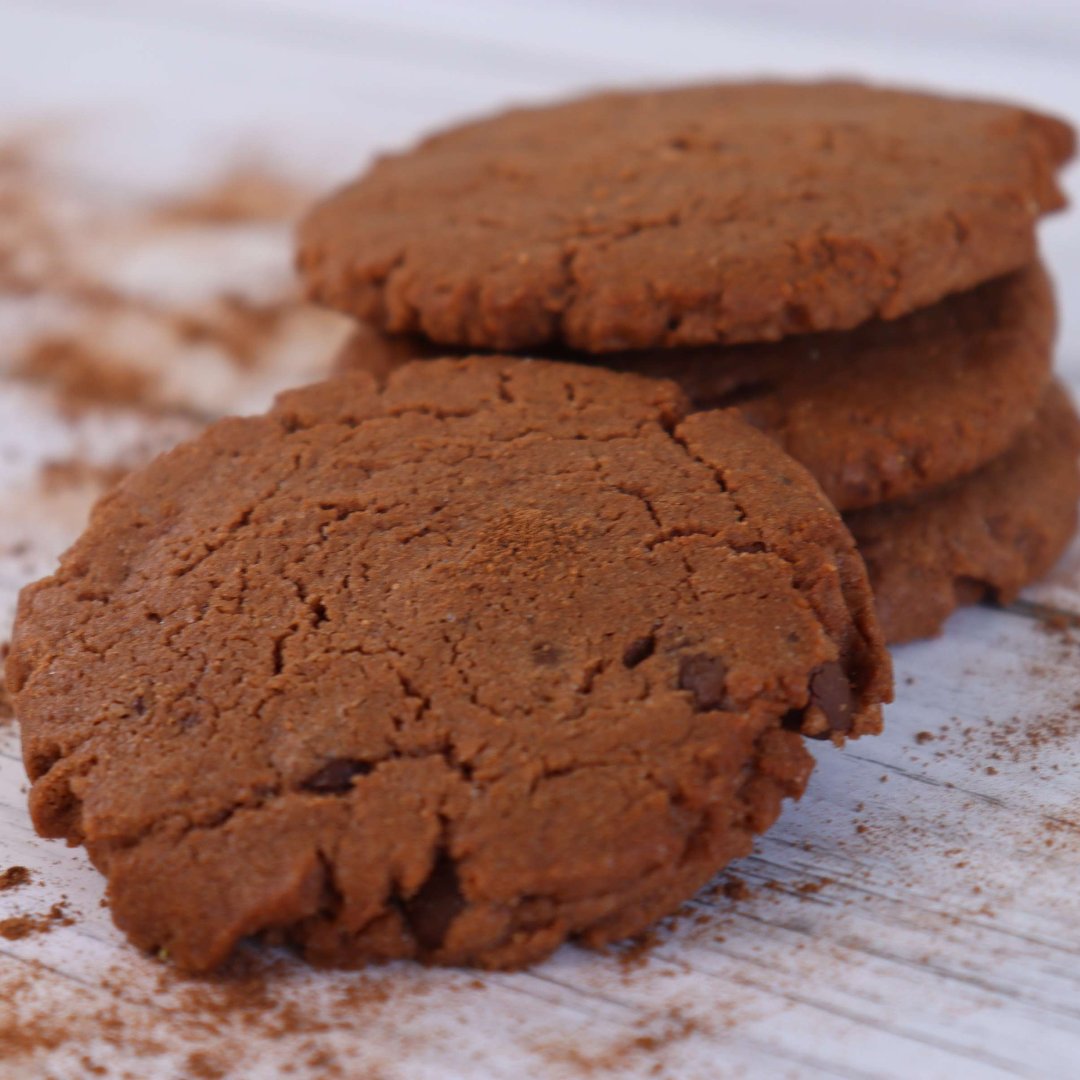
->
left=0, top=2, right=1078, bottom=1076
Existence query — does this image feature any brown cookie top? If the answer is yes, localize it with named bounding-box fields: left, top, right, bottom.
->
left=848, top=382, right=1080, bottom=643
left=336, top=263, right=1055, bottom=511
left=298, top=81, right=1073, bottom=353
left=7, top=357, right=889, bottom=973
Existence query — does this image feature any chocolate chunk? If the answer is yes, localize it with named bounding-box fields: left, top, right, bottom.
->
left=809, top=662, right=855, bottom=734
left=622, top=635, right=655, bottom=668
left=301, top=759, right=372, bottom=794
left=531, top=643, right=562, bottom=667
left=678, top=654, right=731, bottom=712
left=402, top=852, right=466, bottom=952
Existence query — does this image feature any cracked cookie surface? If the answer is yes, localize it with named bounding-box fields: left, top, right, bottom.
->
left=298, top=81, right=1073, bottom=353
left=7, top=357, right=890, bottom=973
left=336, top=263, right=1055, bottom=511
left=848, top=382, right=1080, bottom=643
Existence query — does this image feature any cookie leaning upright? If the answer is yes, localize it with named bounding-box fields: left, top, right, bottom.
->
left=6, top=357, right=890, bottom=974
left=848, top=382, right=1080, bottom=643
left=298, top=81, right=1074, bottom=352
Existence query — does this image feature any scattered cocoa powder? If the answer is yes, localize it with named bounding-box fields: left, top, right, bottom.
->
left=1034, top=608, right=1080, bottom=643
left=14, top=337, right=156, bottom=414
left=616, top=929, right=661, bottom=973
left=1, top=134, right=346, bottom=420
left=0, top=866, right=31, bottom=891
left=170, top=293, right=292, bottom=369
left=535, top=1009, right=704, bottom=1077
left=184, top=1050, right=229, bottom=1080
left=796, top=878, right=835, bottom=895
left=0, top=950, right=421, bottom=1073
left=980, top=710, right=1078, bottom=763
left=0, top=901, right=72, bottom=941
left=718, top=875, right=752, bottom=902
left=151, top=163, right=311, bottom=225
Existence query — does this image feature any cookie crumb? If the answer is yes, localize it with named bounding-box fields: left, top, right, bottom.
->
left=0, top=902, right=73, bottom=941
left=0, top=867, right=31, bottom=891
left=796, top=878, right=834, bottom=895
left=719, top=876, right=752, bottom=902
left=617, top=929, right=661, bottom=972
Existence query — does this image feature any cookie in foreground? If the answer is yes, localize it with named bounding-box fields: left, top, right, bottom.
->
left=7, top=357, right=890, bottom=972
left=299, top=80, right=1073, bottom=352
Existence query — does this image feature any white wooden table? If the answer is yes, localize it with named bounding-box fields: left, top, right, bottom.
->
left=2, top=3, right=1080, bottom=1077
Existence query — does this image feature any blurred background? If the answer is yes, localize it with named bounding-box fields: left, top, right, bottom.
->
left=3, top=0, right=1078, bottom=361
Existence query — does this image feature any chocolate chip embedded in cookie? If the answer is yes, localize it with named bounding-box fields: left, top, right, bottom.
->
left=848, top=382, right=1080, bottom=643
left=336, top=263, right=1055, bottom=512
left=299, top=81, right=1073, bottom=352
left=7, top=357, right=890, bottom=974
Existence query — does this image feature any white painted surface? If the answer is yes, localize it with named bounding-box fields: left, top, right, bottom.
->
left=1, top=3, right=1079, bottom=1077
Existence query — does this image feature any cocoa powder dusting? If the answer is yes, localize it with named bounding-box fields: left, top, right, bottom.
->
left=534, top=1009, right=705, bottom=1077
left=0, top=951, right=414, bottom=1074
left=13, top=338, right=156, bottom=415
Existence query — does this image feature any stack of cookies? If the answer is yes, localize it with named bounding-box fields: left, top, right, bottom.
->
left=5, top=81, right=1075, bottom=976
left=303, top=81, right=1079, bottom=643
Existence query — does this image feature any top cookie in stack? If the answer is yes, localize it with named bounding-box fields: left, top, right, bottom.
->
left=298, top=80, right=1078, bottom=641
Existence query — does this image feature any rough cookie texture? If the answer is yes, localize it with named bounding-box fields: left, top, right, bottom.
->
left=298, top=81, right=1073, bottom=352
left=336, top=264, right=1055, bottom=511
left=8, top=358, right=889, bottom=974
left=848, top=383, right=1080, bottom=643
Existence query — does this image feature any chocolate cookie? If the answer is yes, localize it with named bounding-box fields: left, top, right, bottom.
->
left=298, top=81, right=1073, bottom=352
left=335, top=264, right=1055, bottom=511
left=848, top=382, right=1080, bottom=643
left=7, top=358, right=890, bottom=973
